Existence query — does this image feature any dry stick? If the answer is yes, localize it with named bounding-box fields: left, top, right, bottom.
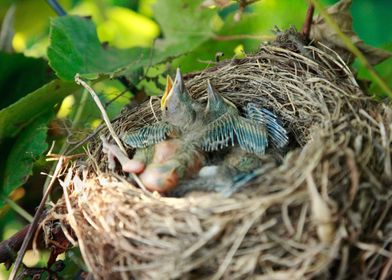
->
left=301, top=2, right=314, bottom=40
left=213, top=34, right=274, bottom=41
left=8, top=157, right=65, bottom=280
left=75, top=74, right=125, bottom=152
left=74, top=74, right=146, bottom=189
left=310, top=0, right=392, bottom=98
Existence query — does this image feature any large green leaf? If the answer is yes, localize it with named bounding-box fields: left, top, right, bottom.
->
left=0, top=52, right=52, bottom=110
left=0, top=79, right=79, bottom=141
left=154, top=0, right=216, bottom=39
left=122, top=0, right=218, bottom=72
left=1, top=112, right=52, bottom=202
left=47, top=0, right=218, bottom=81
left=47, top=15, right=149, bottom=81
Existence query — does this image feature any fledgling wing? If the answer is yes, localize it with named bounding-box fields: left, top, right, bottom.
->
left=245, top=103, right=289, bottom=148
left=200, top=113, right=268, bottom=156
left=200, top=114, right=235, bottom=151
left=169, top=162, right=271, bottom=197
left=122, top=122, right=176, bottom=148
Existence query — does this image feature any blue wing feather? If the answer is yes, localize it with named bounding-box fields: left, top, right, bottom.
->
left=246, top=103, right=288, bottom=148
left=122, top=122, right=175, bottom=148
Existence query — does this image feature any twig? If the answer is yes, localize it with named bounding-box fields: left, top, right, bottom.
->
left=46, top=0, right=67, bottom=16
left=75, top=75, right=126, bottom=153
left=64, top=125, right=104, bottom=155
left=301, top=2, right=314, bottom=41
left=0, top=4, right=15, bottom=52
left=74, top=74, right=146, bottom=189
left=8, top=157, right=65, bottom=280
left=0, top=225, right=30, bottom=265
left=310, top=0, right=392, bottom=98
left=64, top=113, right=126, bottom=156
left=149, top=96, right=160, bottom=122
left=213, top=34, right=274, bottom=41
left=1, top=196, right=33, bottom=222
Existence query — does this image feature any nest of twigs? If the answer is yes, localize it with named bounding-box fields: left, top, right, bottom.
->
left=43, top=32, right=392, bottom=279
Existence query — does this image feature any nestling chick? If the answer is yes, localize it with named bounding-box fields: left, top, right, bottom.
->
left=105, top=68, right=288, bottom=195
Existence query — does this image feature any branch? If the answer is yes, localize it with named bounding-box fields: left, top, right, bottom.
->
left=8, top=157, right=65, bottom=280
left=301, top=2, right=314, bottom=41
left=310, top=0, right=392, bottom=98
left=0, top=225, right=30, bottom=268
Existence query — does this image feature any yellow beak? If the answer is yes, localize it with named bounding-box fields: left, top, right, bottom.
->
left=161, top=75, right=173, bottom=110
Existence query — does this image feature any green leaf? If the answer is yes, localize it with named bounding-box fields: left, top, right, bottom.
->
left=120, top=0, right=219, bottom=76
left=2, top=111, right=52, bottom=202
left=0, top=79, right=79, bottom=141
left=47, top=16, right=149, bottom=81
left=356, top=43, right=392, bottom=98
left=47, top=1, right=218, bottom=81
left=153, top=0, right=216, bottom=42
left=0, top=52, right=52, bottom=110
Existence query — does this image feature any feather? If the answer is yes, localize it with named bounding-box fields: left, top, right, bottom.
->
left=122, top=122, right=176, bottom=148
left=201, top=113, right=268, bottom=156
left=246, top=103, right=289, bottom=148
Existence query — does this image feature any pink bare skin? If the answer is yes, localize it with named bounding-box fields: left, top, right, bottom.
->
left=140, top=151, right=204, bottom=193
left=102, top=140, right=146, bottom=173
left=140, top=161, right=180, bottom=193
left=103, top=138, right=203, bottom=193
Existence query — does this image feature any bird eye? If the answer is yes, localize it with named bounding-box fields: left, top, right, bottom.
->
left=165, top=107, right=168, bottom=111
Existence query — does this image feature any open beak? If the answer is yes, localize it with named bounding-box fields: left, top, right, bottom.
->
left=160, top=68, right=184, bottom=110
left=161, top=75, right=173, bottom=110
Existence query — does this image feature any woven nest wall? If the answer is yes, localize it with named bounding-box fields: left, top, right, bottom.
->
left=43, top=37, right=392, bottom=279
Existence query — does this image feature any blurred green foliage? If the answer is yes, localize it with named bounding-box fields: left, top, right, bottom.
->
left=0, top=0, right=390, bottom=278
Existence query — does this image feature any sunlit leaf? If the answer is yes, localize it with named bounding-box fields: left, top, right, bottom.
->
left=11, top=0, right=71, bottom=57
left=48, top=1, right=219, bottom=81
left=154, top=0, right=216, bottom=40
left=97, top=6, right=159, bottom=48
left=47, top=16, right=149, bottom=81
left=121, top=0, right=219, bottom=74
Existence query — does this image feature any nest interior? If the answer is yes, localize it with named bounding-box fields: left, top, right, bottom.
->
left=44, top=35, right=392, bottom=279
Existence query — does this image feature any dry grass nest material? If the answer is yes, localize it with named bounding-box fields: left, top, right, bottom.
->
left=43, top=35, right=392, bottom=279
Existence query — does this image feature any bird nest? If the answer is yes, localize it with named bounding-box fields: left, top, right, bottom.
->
left=42, top=33, right=392, bottom=279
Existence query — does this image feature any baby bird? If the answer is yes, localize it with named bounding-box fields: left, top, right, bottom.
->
left=106, top=68, right=288, bottom=195
left=124, top=70, right=288, bottom=157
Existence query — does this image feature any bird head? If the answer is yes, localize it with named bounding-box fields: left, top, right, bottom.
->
left=204, top=80, right=237, bottom=119
left=161, top=68, right=196, bottom=127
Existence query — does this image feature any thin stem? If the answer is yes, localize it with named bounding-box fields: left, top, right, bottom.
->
left=46, top=0, right=67, bottom=16
left=75, top=75, right=126, bottom=153
left=2, top=196, right=33, bottom=222
left=213, top=34, right=274, bottom=41
left=301, top=2, right=314, bottom=40
left=74, top=74, right=146, bottom=189
left=310, top=0, right=392, bottom=98
left=8, top=157, right=65, bottom=280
